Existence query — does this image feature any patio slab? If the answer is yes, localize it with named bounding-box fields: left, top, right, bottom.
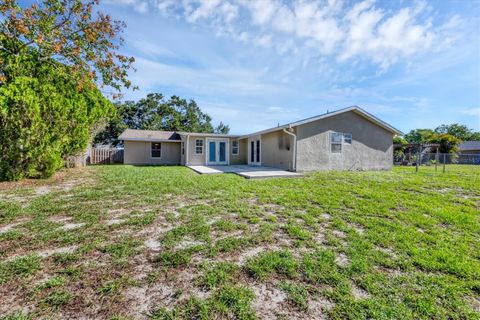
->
left=187, top=165, right=301, bottom=179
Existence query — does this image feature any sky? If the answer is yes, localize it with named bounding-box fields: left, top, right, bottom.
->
left=86, top=1, right=480, bottom=134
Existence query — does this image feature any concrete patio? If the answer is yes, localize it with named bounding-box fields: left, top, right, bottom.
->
left=187, top=165, right=301, bottom=179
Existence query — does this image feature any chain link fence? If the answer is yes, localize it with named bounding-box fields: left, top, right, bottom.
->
left=394, top=152, right=480, bottom=170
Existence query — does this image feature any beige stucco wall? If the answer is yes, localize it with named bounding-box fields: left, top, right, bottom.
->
left=230, top=139, right=247, bottom=165
left=184, top=136, right=247, bottom=165
left=185, top=136, right=206, bottom=165
left=124, top=141, right=181, bottom=165
left=260, top=130, right=295, bottom=170
left=295, top=111, right=394, bottom=171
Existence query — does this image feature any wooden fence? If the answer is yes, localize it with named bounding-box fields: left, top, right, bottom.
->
left=89, top=148, right=124, bottom=164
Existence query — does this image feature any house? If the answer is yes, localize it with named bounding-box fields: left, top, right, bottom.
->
left=118, top=106, right=402, bottom=172
left=458, top=141, right=480, bottom=154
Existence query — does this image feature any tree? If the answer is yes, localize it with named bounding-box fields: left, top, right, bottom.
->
left=0, top=0, right=132, bottom=180
left=94, top=93, right=230, bottom=145
left=215, top=122, right=230, bottom=134
left=428, top=134, right=461, bottom=153
left=1, top=0, right=134, bottom=92
left=393, top=136, right=408, bottom=145
left=434, top=123, right=479, bottom=141
left=404, top=129, right=435, bottom=143
left=0, top=40, right=114, bottom=181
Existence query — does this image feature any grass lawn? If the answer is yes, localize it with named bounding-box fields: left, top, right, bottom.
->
left=0, top=165, right=479, bottom=319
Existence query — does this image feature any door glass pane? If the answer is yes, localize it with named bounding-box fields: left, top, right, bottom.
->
left=219, top=142, right=226, bottom=162
left=256, top=140, right=260, bottom=162
left=250, top=141, right=254, bottom=162
left=209, top=141, right=216, bottom=162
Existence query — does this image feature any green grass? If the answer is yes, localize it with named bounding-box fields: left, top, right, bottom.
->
left=0, top=165, right=479, bottom=319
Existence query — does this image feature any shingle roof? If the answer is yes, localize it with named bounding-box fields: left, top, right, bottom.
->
left=118, top=129, right=181, bottom=142
left=459, top=141, right=480, bottom=151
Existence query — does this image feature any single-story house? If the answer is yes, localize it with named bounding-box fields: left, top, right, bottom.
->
left=118, top=106, right=402, bottom=172
left=458, top=141, right=480, bottom=154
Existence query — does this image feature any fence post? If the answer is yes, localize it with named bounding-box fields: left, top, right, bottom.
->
left=443, top=154, right=446, bottom=173
left=435, top=150, right=438, bottom=171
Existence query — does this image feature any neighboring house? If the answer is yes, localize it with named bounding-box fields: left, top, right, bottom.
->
left=118, top=106, right=402, bottom=171
left=459, top=141, right=480, bottom=154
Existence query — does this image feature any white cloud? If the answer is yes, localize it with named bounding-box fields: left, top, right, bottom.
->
left=111, top=0, right=463, bottom=70
left=461, top=108, right=480, bottom=117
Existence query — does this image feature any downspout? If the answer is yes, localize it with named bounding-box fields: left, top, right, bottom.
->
left=185, top=134, right=190, bottom=166
left=283, top=127, right=297, bottom=172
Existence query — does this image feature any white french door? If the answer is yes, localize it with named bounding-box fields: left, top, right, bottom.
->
left=207, top=139, right=229, bottom=165
left=248, top=137, right=261, bottom=166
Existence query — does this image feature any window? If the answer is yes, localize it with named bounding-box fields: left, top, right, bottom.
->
left=181, top=142, right=185, bottom=155
left=151, top=142, right=161, bottom=158
left=232, top=140, right=239, bottom=155
left=195, top=139, right=203, bottom=154
left=343, top=133, right=352, bottom=144
left=330, top=132, right=342, bottom=153
left=330, top=132, right=353, bottom=153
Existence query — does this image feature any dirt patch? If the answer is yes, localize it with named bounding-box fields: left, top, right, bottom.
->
left=377, top=246, right=397, bottom=258
left=351, top=283, right=370, bottom=300
left=0, top=218, right=29, bottom=234
left=37, top=245, right=78, bottom=258
left=335, top=252, right=350, bottom=267
left=468, top=296, right=480, bottom=312
left=251, top=282, right=287, bottom=320
left=347, top=222, right=365, bottom=235
left=237, top=246, right=266, bottom=264
left=308, top=296, right=335, bottom=320
left=332, top=230, right=346, bottom=239
left=106, top=218, right=125, bottom=226
left=36, top=186, right=51, bottom=196
left=321, top=213, right=331, bottom=220
left=59, top=223, right=85, bottom=231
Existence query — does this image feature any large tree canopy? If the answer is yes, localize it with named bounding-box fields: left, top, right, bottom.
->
left=95, top=93, right=230, bottom=146
left=434, top=123, right=480, bottom=141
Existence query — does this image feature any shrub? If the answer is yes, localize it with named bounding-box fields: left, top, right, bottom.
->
left=0, top=39, right=114, bottom=181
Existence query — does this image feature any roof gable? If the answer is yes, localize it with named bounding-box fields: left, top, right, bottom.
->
left=239, top=106, right=403, bottom=138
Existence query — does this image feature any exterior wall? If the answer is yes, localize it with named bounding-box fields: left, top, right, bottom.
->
left=185, top=136, right=247, bottom=165
left=230, top=139, right=247, bottom=165
left=295, top=111, right=394, bottom=171
left=124, top=141, right=181, bottom=165
left=186, top=136, right=206, bottom=165
left=260, top=130, right=294, bottom=170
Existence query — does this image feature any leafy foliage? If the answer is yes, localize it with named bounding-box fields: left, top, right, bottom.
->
left=402, top=123, right=480, bottom=154
left=0, top=0, right=134, bottom=92
left=404, top=129, right=435, bottom=143
left=0, top=39, right=114, bottom=181
left=434, top=123, right=480, bottom=141
left=94, top=93, right=230, bottom=145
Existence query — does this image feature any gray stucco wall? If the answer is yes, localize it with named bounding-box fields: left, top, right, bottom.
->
left=124, top=141, right=181, bottom=165
left=260, top=130, right=294, bottom=170
left=295, top=111, right=394, bottom=171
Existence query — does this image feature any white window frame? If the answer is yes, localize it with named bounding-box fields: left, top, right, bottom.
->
left=330, top=132, right=343, bottom=153
left=232, top=140, right=239, bottom=155
left=195, top=139, right=204, bottom=155
left=151, top=142, right=162, bottom=158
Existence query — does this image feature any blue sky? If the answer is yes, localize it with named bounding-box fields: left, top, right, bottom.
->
left=98, top=0, right=480, bottom=135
